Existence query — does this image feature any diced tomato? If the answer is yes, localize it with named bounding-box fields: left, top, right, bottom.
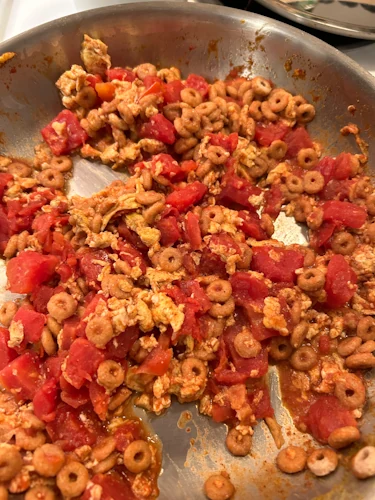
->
left=156, top=216, right=181, bottom=247
left=114, top=420, right=141, bottom=452
left=219, top=173, right=262, bottom=211
left=284, top=127, right=313, bottom=158
left=79, top=249, right=111, bottom=288
left=181, top=160, right=198, bottom=174
left=163, top=80, right=185, bottom=104
left=251, top=246, right=304, bottom=284
left=305, top=395, right=357, bottom=443
left=263, top=185, right=283, bottom=219
left=166, top=181, right=207, bottom=212
left=105, top=326, right=140, bottom=360
left=238, top=210, right=267, bottom=240
left=0, top=173, right=13, bottom=199
left=150, top=153, right=184, bottom=182
left=106, top=67, right=136, bottom=82
left=46, top=403, right=100, bottom=451
left=7, top=251, right=59, bottom=294
left=64, top=338, right=105, bottom=389
left=322, top=200, right=367, bottom=229
left=95, top=82, right=115, bottom=102
left=325, top=254, right=357, bottom=308
left=0, top=327, right=17, bottom=370
left=248, top=387, right=274, bottom=419
left=254, top=122, right=290, bottom=147
left=315, top=157, right=336, bottom=185
left=210, top=233, right=241, bottom=255
left=320, top=179, right=352, bottom=201
left=199, top=247, right=227, bottom=278
left=30, top=285, right=57, bottom=314
left=33, top=378, right=58, bottom=423
left=186, top=74, right=209, bottom=97
left=117, top=222, right=148, bottom=253
left=12, top=307, right=45, bottom=344
left=60, top=377, right=90, bottom=408
left=118, top=241, right=147, bottom=275
left=41, top=110, right=88, bottom=156
left=246, top=308, right=279, bottom=341
left=184, top=212, right=202, bottom=250
left=207, top=132, right=239, bottom=153
left=333, top=153, right=354, bottom=180
left=139, top=113, right=176, bottom=145
left=230, top=272, right=268, bottom=307
left=143, top=75, right=163, bottom=88
left=86, top=74, right=102, bottom=88
left=0, top=206, right=10, bottom=252
left=89, top=380, right=109, bottom=421
left=310, top=221, right=337, bottom=250
left=212, top=402, right=236, bottom=423
left=0, top=352, right=44, bottom=401
left=44, top=355, right=64, bottom=380
left=137, top=346, right=172, bottom=376
left=83, top=473, right=137, bottom=500
left=318, top=335, right=331, bottom=355
left=179, top=280, right=212, bottom=314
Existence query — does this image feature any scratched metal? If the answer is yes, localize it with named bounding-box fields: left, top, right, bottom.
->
left=0, top=3, right=374, bottom=499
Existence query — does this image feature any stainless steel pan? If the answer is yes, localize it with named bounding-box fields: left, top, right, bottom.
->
left=0, top=3, right=374, bottom=498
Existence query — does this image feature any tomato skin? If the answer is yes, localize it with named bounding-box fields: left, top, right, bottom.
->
left=12, top=307, right=45, bottom=344
left=63, top=338, right=105, bottom=389
left=89, top=380, right=109, bottom=421
left=284, top=127, right=313, bottom=158
left=0, top=327, right=17, bottom=370
left=163, top=80, right=185, bottom=103
left=106, top=67, right=136, bottom=82
left=263, top=185, right=283, bottom=219
left=139, top=113, right=176, bottom=145
left=186, top=74, right=209, bottom=97
left=322, top=200, right=367, bottom=229
left=166, top=181, right=207, bottom=212
left=207, top=132, right=239, bottom=153
left=60, top=377, right=90, bottom=408
left=310, top=221, right=336, bottom=250
left=41, top=110, right=88, bottom=156
left=305, top=395, right=357, bottom=443
left=7, top=251, right=59, bottom=294
left=0, top=352, right=44, bottom=401
left=251, top=246, right=304, bottom=284
left=184, top=212, right=202, bottom=250
left=254, top=122, right=290, bottom=147
left=33, top=378, right=58, bottom=423
left=137, top=346, right=173, bottom=376
left=325, top=254, right=357, bottom=308
left=156, top=216, right=181, bottom=247
left=238, top=210, right=267, bottom=240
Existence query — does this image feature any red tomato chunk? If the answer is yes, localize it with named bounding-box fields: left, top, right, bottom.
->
left=139, top=113, right=176, bottom=145
left=7, top=251, right=58, bottom=294
left=251, top=246, right=304, bottom=284
left=41, top=110, right=88, bottom=156
left=0, top=352, right=44, bottom=401
left=325, top=254, right=357, bottom=308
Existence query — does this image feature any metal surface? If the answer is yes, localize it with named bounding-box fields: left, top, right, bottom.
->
left=254, top=0, right=375, bottom=39
left=0, top=3, right=374, bottom=498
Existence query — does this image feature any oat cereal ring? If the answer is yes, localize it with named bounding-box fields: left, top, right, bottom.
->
left=123, top=440, right=152, bottom=473
left=296, top=104, right=316, bottom=123
left=357, top=316, right=375, bottom=341
left=25, top=485, right=55, bottom=500
left=206, top=146, right=229, bottom=165
left=345, top=352, right=375, bottom=369
left=337, top=336, right=362, bottom=357
left=269, top=337, right=293, bottom=361
left=206, top=279, right=232, bottom=303
left=8, top=161, right=32, bottom=178
left=0, top=301, right=18, bottom=327
left=233, top=328, right=261, bottom=359
left=268, top=140, right=287, bottom=160
left=334, top=372, right=365, bottom=410
left=297, top=148, right=318, bottom=170
left=181, top=357, right=207, bottom=382
left=276, top=446, right=307, bottom=474
left=37, top=168, right=65, bottom=189
left=268, top=89, right=289, bottom=113
left=181, top=107, right=201, bottom=134
left=32, top=444, right=65, bottom=477
left=249, top=155, right=269, bottom=179
left=0, top=444, right=23, bottom=482
left=303, top=171, right=324, bottom=194
left=226, top=428, right=252, bottom=456
left=290, top=346, right=318, bottom=371
left=204, top=473, right=235, bottom=500
left=248, top=100, right=263, bottom=121
left=252, top=76, right=272, bottom=97
left=181, top=88, right=203, bottom=107
left=328, top=426, right=360, bottom=449
left=75, top=86, right=98, bottom=108
left=297, top=268, right=325, bottom=292
left=307, top=449, right=338, bottom=477
left=47, top=292, right=77, bottom=323
left=136, top=63, right=157, bottom=80
left=209, top=297, right=235, bottom=318
left=56, top=461, right=89, bottom=498
left=286, top=174, right=304, bottom=194
left=351, top=446, right=375, bottom=479
left=331, top=232, right=356, bottom=255
left=49, top=155, right=73, bottom=172
left=97, top=359, right=125, bottom=392
left=86, top=316, right=114, bottom=348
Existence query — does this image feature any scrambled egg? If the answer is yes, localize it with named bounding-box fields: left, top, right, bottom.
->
left=8, top=321, right=24, bottom=348
left=263, top=297, right=288, bottom=335
left=150, top=292, right=185, bottom=334
left=0, top=52, right=16, bottom=68
left=125, top=213, right=160, bottom=247
left=266, top=162, right=290, bottom=185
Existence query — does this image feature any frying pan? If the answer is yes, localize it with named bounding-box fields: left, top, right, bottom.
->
left=0, top=3, right=374, bottom=498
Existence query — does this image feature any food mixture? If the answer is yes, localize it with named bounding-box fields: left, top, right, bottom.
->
left=0, top=34, right=374, bottom=500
